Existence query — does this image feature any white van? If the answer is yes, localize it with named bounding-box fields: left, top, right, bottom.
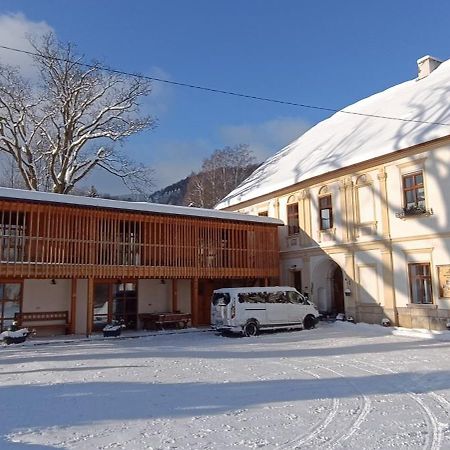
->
left=211, top=286, right=319, bottom=336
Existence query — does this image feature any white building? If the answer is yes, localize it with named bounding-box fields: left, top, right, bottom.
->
left=216, top=55, right=450, bottom=330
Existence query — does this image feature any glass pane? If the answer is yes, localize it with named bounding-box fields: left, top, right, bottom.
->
left=409, top=264, right=419, bottom=277
left=411, top=279, right=421, bottom=303
left=416, top=188, right=425, bottom=201
left=3, top=300, right=20, bottom=319
left=3, top=318, right=14, bottom=331
left=287, top=291, right=301, bottom=304
left=113, top=297, right=124, bottom=316
left=127, top=298, right=137, bottom=314
left=213, top=293, right=230, bottom=306
left=404, top=176, right=414, bottom=188
left=0, top=284, right=4, bottom=299
left=405, top=191, right=415, bottom=204
left=94, top=284, right=109, bottom=326
left=4, top=284, right=21, bottom=301
left=423, top=279, right=432, bottom=303
left=415, top=173, right=423, bottom=185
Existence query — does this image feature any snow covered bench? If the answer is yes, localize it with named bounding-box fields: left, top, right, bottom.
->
left=15, top=311, right=70, bottom=336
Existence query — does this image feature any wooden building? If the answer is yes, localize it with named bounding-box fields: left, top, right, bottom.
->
left=0, top=187, right=281, bottom=335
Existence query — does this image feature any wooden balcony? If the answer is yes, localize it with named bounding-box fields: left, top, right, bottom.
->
left=0, top=195, right=280, bottom=280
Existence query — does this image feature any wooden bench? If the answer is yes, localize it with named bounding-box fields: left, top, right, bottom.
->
left=15, top=311, right=70, bottom=336
left=139, top=312, right=191, bottom=330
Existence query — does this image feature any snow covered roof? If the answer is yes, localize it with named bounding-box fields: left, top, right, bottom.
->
left=0, top=187, right=282, bottom=225
left=216, top=57, right=450, bottom=209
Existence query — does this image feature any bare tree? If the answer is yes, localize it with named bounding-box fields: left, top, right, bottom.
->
left=186, top=144, right=257, bottom=208
left=0, top=154, right=26, bottom=189
left=0, top=33, right=155, bottom=194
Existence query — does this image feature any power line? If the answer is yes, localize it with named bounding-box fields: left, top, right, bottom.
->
left=0, top=43, right=449, bottom=127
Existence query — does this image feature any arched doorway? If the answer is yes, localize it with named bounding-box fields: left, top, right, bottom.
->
left=332, top=266, right=345, bottom=314
left=311, top=258, right=345, bottom=316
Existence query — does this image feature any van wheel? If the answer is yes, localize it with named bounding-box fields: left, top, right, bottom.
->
left=303, top=315, right=316, bottom=330
left=243, top=321, right=259, bottom=337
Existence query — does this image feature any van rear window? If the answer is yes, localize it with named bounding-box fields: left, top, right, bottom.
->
left=212, top=293, right=230, bottom=306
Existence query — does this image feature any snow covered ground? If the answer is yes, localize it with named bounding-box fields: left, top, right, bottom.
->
left=1, top=323, right=450, bottom=449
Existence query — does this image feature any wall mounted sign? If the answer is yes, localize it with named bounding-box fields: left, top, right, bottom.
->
left=438, top=265, right=450, bottom=298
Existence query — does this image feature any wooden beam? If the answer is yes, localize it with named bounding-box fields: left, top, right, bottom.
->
left=69, top=278, right=77, bottom=334
left=86, top=278, right=94, bottom=336
left=191, top=277, right=199, bottom=326
left=172, top=279, right=178, bottom=313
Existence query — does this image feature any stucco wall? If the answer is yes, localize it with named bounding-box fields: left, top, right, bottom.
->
left=138, top=279, right=171, bottom=315
left=178, top=280, right=191, bottom=314
left=23, top=279, right=71, bottom=313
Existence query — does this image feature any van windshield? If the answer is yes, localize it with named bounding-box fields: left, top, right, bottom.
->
left=212, top=293, right=231, bottom=306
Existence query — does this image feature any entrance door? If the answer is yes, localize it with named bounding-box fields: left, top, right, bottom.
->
left=293, top=271, right=302, bottom=293
left=93, top=281, right=138, bottom=331
left=0, top=282, right=22, bottom=332
left=198, top=280, right=213, bottom=326
left=332, top=266, right=345, bottom=314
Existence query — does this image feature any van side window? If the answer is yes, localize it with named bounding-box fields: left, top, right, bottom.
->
left=287, top=291, right=303, bottom=304
left=239, top=292, right=267, bottom=303
left=267, top=291, right=288, bottom=303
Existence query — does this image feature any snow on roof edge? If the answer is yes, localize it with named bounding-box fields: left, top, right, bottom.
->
left=0, top=187, right=283, bottom=226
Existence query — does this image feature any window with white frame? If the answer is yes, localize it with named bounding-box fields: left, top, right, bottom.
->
left=402, top=171, right=426, bottom=214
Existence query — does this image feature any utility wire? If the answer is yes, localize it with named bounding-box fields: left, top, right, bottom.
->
left=0, top=43, right=449, bottom=126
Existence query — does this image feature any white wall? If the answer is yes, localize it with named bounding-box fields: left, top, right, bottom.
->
left=178, top=280, right=191, bottom=313
left=23, top=279, right=71, bottom=313
left=138, top=279, right=171, bottom=314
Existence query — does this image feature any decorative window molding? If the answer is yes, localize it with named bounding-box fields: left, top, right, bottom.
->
left=354, top=173, right=376, bottom=232
left=395, top=160, right=432, bottom=220
left=355, top=221, right=378, bottom=237
left=318, top=227, right=336, bottom=243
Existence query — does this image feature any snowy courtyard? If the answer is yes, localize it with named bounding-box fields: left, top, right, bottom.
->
left=1, top=323, right=450, bottom=449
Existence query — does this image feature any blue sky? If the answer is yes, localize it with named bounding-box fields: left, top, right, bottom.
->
left=0, top=1, right=449, bottom=193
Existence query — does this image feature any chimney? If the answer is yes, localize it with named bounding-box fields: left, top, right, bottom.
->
left=417, top=55, right=442, bottom=79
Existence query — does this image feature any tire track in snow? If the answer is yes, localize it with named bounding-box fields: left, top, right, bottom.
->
left=276, top=361, right=369, bottom=450
left=342, top=359, right=443, bottom=450
left=277, top=367, right=340, bottom=450
left=315, top=364, right=372, bottom=449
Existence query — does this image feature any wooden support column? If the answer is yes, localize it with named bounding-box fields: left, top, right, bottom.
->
left=191, top=277, right=199, bottom=326
left=69, top=278, right=77, bottom=334
left=172, top=279, right=178, bottom=313
left=86, top=278, right=94, bottom=336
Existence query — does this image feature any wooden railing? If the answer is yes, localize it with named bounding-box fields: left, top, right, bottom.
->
left=0, top=200, right=280, bottom=279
